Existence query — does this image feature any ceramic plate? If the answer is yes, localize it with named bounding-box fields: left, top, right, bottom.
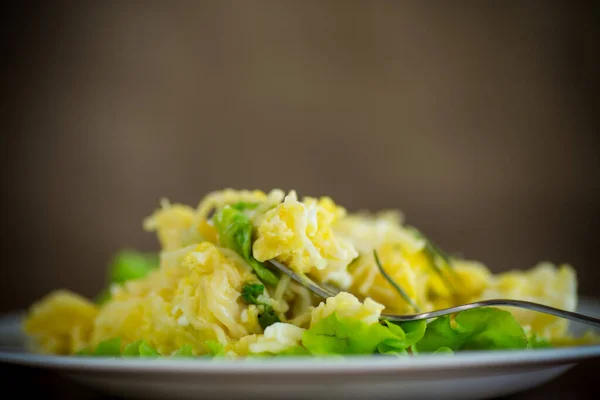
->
left=1, top=298, right=599, bottom=400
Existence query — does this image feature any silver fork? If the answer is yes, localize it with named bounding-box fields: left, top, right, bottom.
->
left=267, top=259, right=600, bottom=328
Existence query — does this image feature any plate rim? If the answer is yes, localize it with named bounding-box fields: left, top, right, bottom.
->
left=2, top=345, right=599, bottom=375
left=2, top=296, right=600, bottom=375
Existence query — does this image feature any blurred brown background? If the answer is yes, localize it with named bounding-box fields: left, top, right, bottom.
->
left=1, top=1, right=599, bottom=313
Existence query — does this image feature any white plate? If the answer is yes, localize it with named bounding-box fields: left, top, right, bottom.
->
left=1, top=298, right=600, bottom=400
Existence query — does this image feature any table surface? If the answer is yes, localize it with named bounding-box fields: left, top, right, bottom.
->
left=1, top=357, right=598, bottom=399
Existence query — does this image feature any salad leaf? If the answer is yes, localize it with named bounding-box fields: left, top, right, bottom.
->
left=376, top=320, right=426, bottom=355
left=399, top=320, right=428, bottom=347
left=416, top=307, right=528, bottom=352
left=302, top=313, right=401, bottom=355
left=205, top=340, right=225, bottom=356
left=213, top=206, right=279, bottom=285
left=75, top=347, right=93, bottom=356
left=377, top=320, right=427, bottom=353
left=93, top=337, right=122, bottom=356
left=110, top=250, right=160, bottom=285
left=121, top=340, right=159, bottom=357
left=95, top=249, right=159, bottom=304
left=433, top=347, right=453, bottom=354
left=377, top=342, right=408, bottom=356
left=122, top=340, right=144, bottom=356
left=173, top=344, right=194, bottom=357
left=242, top=284, right=265, bottom=304
left=140, top=341, right=160, bottom=356
left=231, top=201, right=259, bottom=211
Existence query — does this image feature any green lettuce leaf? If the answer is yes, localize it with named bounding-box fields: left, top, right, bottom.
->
left=93, top=338, right=160, bottom=357
left=213, top=206, right=279, bottom=285
left=231, top=201, right=259, bottom=211
left=122, top=340, right=160, bottom=357
left=302, top=313, right=402, bottom=355
left=205, top=340, right=225, bottom=356
left=122, top=340, right=144, bottom=356
left=433, top=346, right=453, bottom=354
left=93, top=337, right=122, bottom=356
left=110, top=250, right=159, bottom=284
left=416, top=307, right=528, bottom=352
left=377, top=343, right=408, bottom=356
left=75, top=347, right=93, bottom=356
left=377, top=320, right=427, bottom=354
left=399, top=320, right=428, bottom=346
left=95, top=249, right=159, bottom=304
left=173, top=344, right=194, bottom=357
left=138, top=341, right=160, bottom=356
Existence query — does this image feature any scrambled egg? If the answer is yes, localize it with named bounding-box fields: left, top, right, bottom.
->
left=476, top=262, right=577, bottom=339
left=253, top=190, right=358, bottom=288
left=143, top=200, right=197, bottom=251
left=23, top=290, right=98, bottom=354
left=22, top=188, right=585, bottom=356
left=248, top=323, right=305, bottom=354
left=310, top=292, right=385, bottom=326
left=92, top=242, right=262, bottom=355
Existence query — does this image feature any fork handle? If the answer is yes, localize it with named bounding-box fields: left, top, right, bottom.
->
left=381, top=299, right=600, bottom=328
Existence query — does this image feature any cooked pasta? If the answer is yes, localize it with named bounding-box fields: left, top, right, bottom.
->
left=22, top=188, right=595, bottom=358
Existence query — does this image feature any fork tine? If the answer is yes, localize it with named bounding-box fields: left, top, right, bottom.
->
left=268, top=260, right=600, bottom=329
left=267, top=259, right=338, bottom=298
left=381, top=299, right=600, bottom=328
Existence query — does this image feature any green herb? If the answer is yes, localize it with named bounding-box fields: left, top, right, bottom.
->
left=241, top=283, right=281, bottom=329
left=258, top=307, right=280, bottom=330
left=374, top=250, right=420, bottom=312
left=415, top=307, right=528, bottom=352
left=242, top=284, right=265, bottom=304
left=213, top=205, right=279, bottom=285
left=407, top=226, right=456, bottom=290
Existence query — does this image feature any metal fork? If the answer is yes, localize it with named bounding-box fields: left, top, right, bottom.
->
left=267, top=259, right=600, bottom=328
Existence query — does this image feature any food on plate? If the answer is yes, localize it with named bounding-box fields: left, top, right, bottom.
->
left=22, top=189, right=598, bottom=358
